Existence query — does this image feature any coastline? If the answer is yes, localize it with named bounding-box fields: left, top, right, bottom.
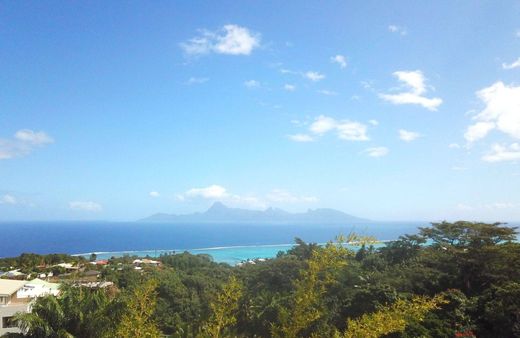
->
left=72, top=241, right=391, bottom=265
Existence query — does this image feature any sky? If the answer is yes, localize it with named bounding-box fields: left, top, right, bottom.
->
left=1, top=1, right=520, bottom=222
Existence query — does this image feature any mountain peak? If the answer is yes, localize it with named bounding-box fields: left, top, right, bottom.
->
left=207, top=201, right=228, bottom=212
left=140, top=204, right=369, bottom=224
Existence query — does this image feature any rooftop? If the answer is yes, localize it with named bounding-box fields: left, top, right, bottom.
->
left=0, top=279, right=26, bottom=296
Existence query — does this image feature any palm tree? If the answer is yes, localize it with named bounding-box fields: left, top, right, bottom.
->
left=12, top=285, right=116, bottom=338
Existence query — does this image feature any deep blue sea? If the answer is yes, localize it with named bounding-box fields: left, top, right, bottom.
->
left=0, top=222, right=426, bottom=265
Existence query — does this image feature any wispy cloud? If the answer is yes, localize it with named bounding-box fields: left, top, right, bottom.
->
left=187, top=77, right=209, bottom=85
left=482, top=143, right=520, bottom=162
left=284, top=84, right=296, bottom=91
left=186, top=185, right=228, bottom=199
left=399, top=129, right=421, bottom=142
left=464, top=82, right=520, bottom=143
left=502, top=57, right=520, bottom=70
left=288, top=134, right=314, bottom=142
left=448, top=143, right=461, bottom=149
left=317, top=89, right=338, bottom=96
left=180, top=24, right=260, bottom=56
left=330, top=54, right=347, bottom=68
left=69, top=201, right=103, bottom=212
left=304, top=71, right=325, bottom=82
left=149, top=191, right=160, bottom=198
left=0, top=194, right=17, bottom=205
left=244, top=80, right=260, bottom=88
left=388, top=25, right=407, bottom=36
left=0, top=129, right=53, bottom=160
left=306, top=115, right=369, bottom=141
left=280, top=69, right=325, bottom=82
left=178, top=185, right=317, bottom=209
left=379, top=70, right=442, bottom=111
left=362, top=147, right=389, bottom=157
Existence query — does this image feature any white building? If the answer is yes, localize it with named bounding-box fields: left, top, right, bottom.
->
left=0, top=279, right=28, bottom=336
left=0, top=279, right=60, bottom=335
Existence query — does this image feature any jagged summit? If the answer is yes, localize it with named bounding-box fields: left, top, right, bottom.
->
left=140, top=202, right=369, bottom=224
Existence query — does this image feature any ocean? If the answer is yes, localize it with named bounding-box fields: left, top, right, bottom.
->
left=0, top=221, right=426, bottom=265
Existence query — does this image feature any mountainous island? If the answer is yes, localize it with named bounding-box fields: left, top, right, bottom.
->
left=139, top=202, right=369, bottom=224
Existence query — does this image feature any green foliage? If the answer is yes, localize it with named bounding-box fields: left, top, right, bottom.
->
left=115, top=279, right=161, bottom=338
left=14, top=285, right=116, bottom=338
left=8, top=222, right=520, bottom=338
left=342, top=295, right=446, bottom=338
left=203, top=275, right=243, bottom=338
left=272, top=235, right=356, bottom=338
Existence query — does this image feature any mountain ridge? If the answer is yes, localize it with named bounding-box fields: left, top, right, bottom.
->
left=139, top=202, right=369, bottom=224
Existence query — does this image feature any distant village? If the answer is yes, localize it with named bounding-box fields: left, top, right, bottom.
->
left=0, top=253, right=162, bottom=335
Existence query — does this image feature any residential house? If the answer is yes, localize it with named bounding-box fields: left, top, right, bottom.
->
left=0, top=279, right=60, bottom=335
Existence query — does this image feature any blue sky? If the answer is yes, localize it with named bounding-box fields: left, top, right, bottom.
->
left=1, top=1, right=520, bottom=221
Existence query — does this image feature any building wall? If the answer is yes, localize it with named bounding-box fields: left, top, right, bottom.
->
left=0, top=303, right=30, bottom=335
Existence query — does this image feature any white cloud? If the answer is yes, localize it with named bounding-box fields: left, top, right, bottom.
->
left=464, top=122, right=495, bottom=143
left=388, top=25, right=407, bottom=35
left=288, top=134, right=314, bottom=142
left=362, top=147, right=389, bottom=157
left=448, top=143, right=461, bottom=149
left=69, top=201, right=102, bottom=212
left=280, top=68, right=298, bottom=75
left=399, top=129, right=421, bottom=142
left=284, top=84, right=296, bottom=91
left=330, top=55, right=347, bottom=68
left=482, top=143, right=520, bottom=162
left=178, top=185, right=316, bottom=209
left=451, top=166, right=468, bottom=171
left=0, top=194, right=17, bottom=205
left=186, top=185, right=228, bottom=199
left=379, top=70, right=442, bottom=111
left=317, top=90, right=338, bottom=96
left=244, top=80, right=260, bottom=88
left=517, top=29, right=520, bottom=38
left=368, top=119, right=379, bottom=126
left=309, top=115, right=337, bottom=134
left=266, top=189, right=318, bottom=204
left=336, top=122, right=369, bottom=141
left=307, top=115, right=369, bottom=141
left=149, top=191, right=160, bottom=198
left=181, top=24, right=260, bottom=56
left=304, top=71, right=325, bottom=82
left=503, top=57, right=520, bottom=70
left=15, top=129, right=53, bottom=145
left=464, top=82, right=520, bottom=143
left=0, top=129, right=53, bottom=160
left=187, top=77, right=209, bottom=85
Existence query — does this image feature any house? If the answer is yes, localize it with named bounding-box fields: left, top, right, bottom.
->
left=53, top=263, right=79, bottom=271
left=133, top=259, right=160, bottom=267
left=0, top=279, right=61, bottom=335
left=0, top=279, right=29, bottom=336
left=3, top=270, right=27, bottom=280
left=90, top=259, right=108, bottom=266
left=16, top=279, right=60, bottom=299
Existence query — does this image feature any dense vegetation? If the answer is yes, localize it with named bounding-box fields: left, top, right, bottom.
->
left=3, top=221, right=519, bottom=337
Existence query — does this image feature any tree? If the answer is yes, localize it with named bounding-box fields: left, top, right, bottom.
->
left=115, top=279, right=161, bottom=338
left=272, top=234, right=373, bottom=338
left=203, top=275, right=243, bottom=338
left=14, top=285, right=114, bottom=338
left=340, top=295, right=446, bottom=338
left=419, top=221, right=516, bottom=248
